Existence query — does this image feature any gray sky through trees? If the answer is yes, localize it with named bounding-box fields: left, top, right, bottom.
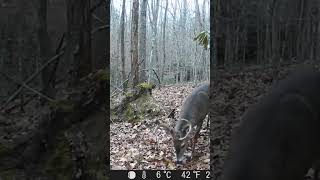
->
left=110, top=0, right=210, bottom=87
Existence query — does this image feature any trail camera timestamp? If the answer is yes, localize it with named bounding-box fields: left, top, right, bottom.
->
left=154, top=170, right=211, bottom=179
left=111, top=170, right=211, bottom=180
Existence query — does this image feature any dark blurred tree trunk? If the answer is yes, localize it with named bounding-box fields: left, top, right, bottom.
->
left=270, top=0, right=280, bottom=63
left=92, top=0, right=107, bottom=70
left=214, top=0, right=225, bottom=67
left=65, top=0, right=92, bottom=84
left=37, top=0, right=55, bottom=101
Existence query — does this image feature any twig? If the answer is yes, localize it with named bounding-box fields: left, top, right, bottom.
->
left=43, top=33, right=66, bottom=94
left=91, top=25, right=109, bottom=34
left=110, top=84, right=126, bottom=95
left=111, top=79, right=129, bottom=97
left=4, top=95, right=35, bottom=113
left=1, top=51, right=64, bottom=110
left=92, top=14, right=105, bottom=24
left=0, top=71, right=54, bottom=102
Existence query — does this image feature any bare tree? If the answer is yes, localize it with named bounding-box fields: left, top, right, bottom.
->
left=109, top=0, right=210, bottom=87
left=139, top=0, right=147, bottom=82
left=120, top=0, right=126, bottom=83
left=130, top=0, right=139, bottom=87
left=161, top=0, right=168, bottom=81
left=148, top=0, right=160, bottom=82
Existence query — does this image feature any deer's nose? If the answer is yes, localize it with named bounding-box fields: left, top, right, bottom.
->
left=176, top=160, right=183, bottom=165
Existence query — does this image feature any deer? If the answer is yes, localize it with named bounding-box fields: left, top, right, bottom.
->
left=221, top=68, right=320, bottom=180
left=155, top=82, right=209, bottom=165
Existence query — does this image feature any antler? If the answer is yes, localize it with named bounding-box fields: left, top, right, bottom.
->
left=178, top=119, right=192, bottom=140
left=154, top=119, right=192, bottom=140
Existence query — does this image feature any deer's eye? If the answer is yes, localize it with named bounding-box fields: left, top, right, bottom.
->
left=182, top=128, right=189, bottom=134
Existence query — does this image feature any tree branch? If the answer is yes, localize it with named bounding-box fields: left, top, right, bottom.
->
left=0, top=71, right=54, bottom=102
left=1, top=51, right=64, bottom=110
left=91, top=25, right=109, bottom=34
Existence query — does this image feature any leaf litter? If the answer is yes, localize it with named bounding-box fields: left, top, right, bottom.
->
left=110, top=83, right=210, bottom=170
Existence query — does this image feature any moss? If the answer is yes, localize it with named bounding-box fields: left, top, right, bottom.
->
left=136, top=95, right=149, bottom=108
left=44, top=134, right=73, bottom=179
left=140, top=96, right=161, bottom=116
left=124, top=105, right=134, bottom=117
left=49, top=100, right=75, bottom=112
left=136, top=83, right=155, bottom=90
left=95, top=69, right=109, bottom=81
left=110, top=109, right=117, bottom=120
left=125, top=104, right=145, bottom=123
left=122, top=93, right=161, bottom=122
left=124, top=105, right=138, bottom=123
left=125, top=92, right=134, bottom=98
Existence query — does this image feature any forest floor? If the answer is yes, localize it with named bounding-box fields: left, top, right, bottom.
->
left=110, top=83, right=210, bottom=170
left=110, top=60, right=320, bottom=176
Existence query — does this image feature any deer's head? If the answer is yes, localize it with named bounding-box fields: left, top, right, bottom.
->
left=155, top=118, right=193, bottom=165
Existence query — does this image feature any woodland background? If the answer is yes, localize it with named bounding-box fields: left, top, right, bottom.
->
left=211, top=0, right=320, bottom=179
left=0, top=0, right=108, bottom=179
left=110, top=0, right=210, bottom=171
left=110, top=0, right=210, bottom=91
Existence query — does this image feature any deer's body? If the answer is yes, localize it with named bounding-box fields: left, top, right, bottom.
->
left=174, top=83, right=209, bottom=164
left=222, top=69, right=320, bottom=180
left=178, top=83, right=209, bottom=129
left=156, top=82, right=209, bottom=165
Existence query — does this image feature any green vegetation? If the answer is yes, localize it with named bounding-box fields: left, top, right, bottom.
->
left=95, top=69, right=109, bottom=81
left=136, top=82, right=155, bottom=90
left=194, top=31, right=210, bottom=50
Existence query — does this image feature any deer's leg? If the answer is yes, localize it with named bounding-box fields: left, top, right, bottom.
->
left=190, top=138, right=196, bottom=159
left=191, top=126, right=202, bottom=159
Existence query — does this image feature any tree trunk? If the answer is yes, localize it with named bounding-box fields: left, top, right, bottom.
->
left=120, top=0, right=126, bottom=84
left=161, top=0, right=168, bottom=82
left=139, top=0, right=147, bottom=82
left=130, top=0, right=139, bottom=87
left=37, top=0, right=55, bottom=100
left=65, top=0, right=92, bottom=84
left=92, top=0, right=108, bottom=70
